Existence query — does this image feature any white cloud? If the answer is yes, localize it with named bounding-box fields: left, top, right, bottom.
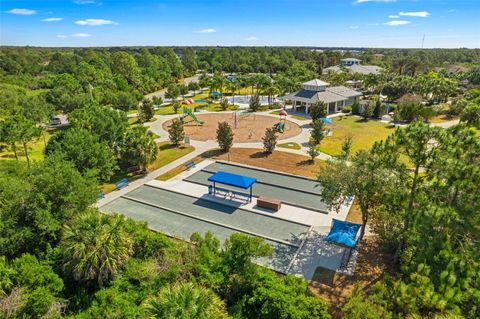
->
left=245, top=36, right=259, bottom=41
left=6, top=8, right=37, bottom=15
left=72, top=33, right=91, bottom=37
left=196, top=28, right=216, bottom=33
left=75, top=19, right=118, bottom=26
left=349, top=26, right=360, bottom=29
left=74, top=0, right=99, bottom=4
left=388, top=15, right=399, bottom=18
left=384, top=20, right=411, bottom=26
left=399, top=11, right=431, bottom=17
left=354, top=0, right=397, bottom=4
left=43, top=17, right=63, bottom=22
left=56, top=35, right=67, bottom=38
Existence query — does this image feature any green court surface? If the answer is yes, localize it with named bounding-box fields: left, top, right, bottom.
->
left=100, top=185, right=309, bottom=273
left=185, top=162, right=329, bottom=212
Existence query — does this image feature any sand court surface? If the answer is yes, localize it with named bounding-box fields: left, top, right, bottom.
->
left=163, top=113, right=302, bottom=143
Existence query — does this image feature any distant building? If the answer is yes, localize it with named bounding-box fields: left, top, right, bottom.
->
left=285, top=79, right=362, bottom=114
left=323, top=58, right=382, bottom=75
left=340, top=58, right=361, bottom=66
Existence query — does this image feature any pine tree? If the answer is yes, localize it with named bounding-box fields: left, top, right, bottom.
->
left=310, top=119, right=325, bottom=145
left=307, top=138, right=320, bottom=162
left=168, top=119, right=185, bottom=146
left=139, top=98, right=154, bottom=122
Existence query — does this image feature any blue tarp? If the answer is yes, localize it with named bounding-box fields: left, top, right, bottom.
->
left=208, top=171, right=256, bottom=189
left=320, top=117, right=333, bottom=124
left=325, top=219, right=361, bottom=248
left=211, top=91, right=221, bottom=96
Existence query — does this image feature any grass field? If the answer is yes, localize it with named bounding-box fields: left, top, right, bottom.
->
left=0, top=131, right=51, bottom=162
left=318, top=116, right=394, bottom=156
left=278, top=142, right=302, bottom=150
left=102, top=142, right=195, bottom=193
left=429, top=115, right=459, bottom=123
left=270, top=111, right=307, bottom=121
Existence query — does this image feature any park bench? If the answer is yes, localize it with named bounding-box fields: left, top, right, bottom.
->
left=232, top=191, right=250, bottom=203
left=257, top=197, right=282, bottom=211
left=115, top=178, right=129, bottom=190
left=185, top=161, right=196, bottom=170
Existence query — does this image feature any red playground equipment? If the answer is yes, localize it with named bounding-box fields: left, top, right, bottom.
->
left=182, top=99, right=195, bottom=105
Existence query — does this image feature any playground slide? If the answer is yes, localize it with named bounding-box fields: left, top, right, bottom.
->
left=183, top=107, right=204, bottom=125
left=272, top=122, right=285, bottom=133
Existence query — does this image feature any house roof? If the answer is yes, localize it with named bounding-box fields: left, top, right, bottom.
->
left=327, top=86, right=363, bottom=98
left=349, top=64, right=382, bottom=75
left=302, top=79, right=329, bottom=86
left=341, top=58, right=361, bottom=62
left=323, top=64, right=381, bottom=75
left=286, top=85, right=362, bottom=104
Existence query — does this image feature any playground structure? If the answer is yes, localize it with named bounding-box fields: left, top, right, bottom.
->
left=182, top=98, right=195, bottom=105
left=180, top=107, right=204, bottom=125
left=272, top=109, right=288, bottom=133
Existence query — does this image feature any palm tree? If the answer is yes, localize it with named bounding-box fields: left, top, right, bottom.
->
left=226, top=80, right=238, bottom=104
left=143, top=283, right=227, bottom=319
left=265, top=83, right=280, bottom=106
left=122, top=125, right=158, bottom=171
left=60, top=209, right=133, bottom=287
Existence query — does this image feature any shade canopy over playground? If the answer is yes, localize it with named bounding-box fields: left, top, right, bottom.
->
left=325, top=219, right=361, bottom=248
left=320, top=117, right=333, bottom=124
left=208, top=171, right=256, bottom=202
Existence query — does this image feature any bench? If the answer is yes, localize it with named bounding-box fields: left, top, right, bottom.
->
left=257, top=197, right=282, bottom=211
left=185, top=161, right=196, bottom=170
left=232, top=191, right=250, bottom=203
left=115, top=178, right=129, bottom=190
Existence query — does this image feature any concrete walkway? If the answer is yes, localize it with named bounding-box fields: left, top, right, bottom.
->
left=96, top=142, right=210, bottom=208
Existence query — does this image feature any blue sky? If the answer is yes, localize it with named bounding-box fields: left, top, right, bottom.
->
left=1, top=0, right=479, bottom=48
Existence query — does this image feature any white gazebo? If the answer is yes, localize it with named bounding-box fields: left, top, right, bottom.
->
left=285, top=79, right=362, bottom=114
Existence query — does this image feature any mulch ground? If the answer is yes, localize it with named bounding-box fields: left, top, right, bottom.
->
left=163, top=113, right=302, bottom=143
left=308, top=236, right=395, bottom=318
left=214, top=147, right=325, bottom=178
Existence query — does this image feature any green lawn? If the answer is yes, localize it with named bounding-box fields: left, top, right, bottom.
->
left=270, top=111, right=307, bottom=121
left=0, top=131, right=51, bottom=162
left=318, top=116, right=394, bottom=156
left=101, top=142, right=195, bottom=194
left=277, top=142, right=302, bottom=150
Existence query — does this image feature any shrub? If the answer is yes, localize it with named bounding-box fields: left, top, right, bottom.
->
left=351, top=100, right=360, bottom=115
left=216, top=122, right=234, bottom=152
left=249, top=95, right=261, bottom=112
left=342, top=106, right=352, bottom=114
left=262, top=128, right=277, bottom=154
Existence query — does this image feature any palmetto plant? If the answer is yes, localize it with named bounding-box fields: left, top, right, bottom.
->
left=60, top=209, right=133, bottom=287
left=143, top=282, right=227, bottom=319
